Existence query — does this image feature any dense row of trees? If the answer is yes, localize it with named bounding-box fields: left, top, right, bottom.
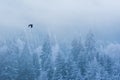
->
left=0, top=32, right=120, bottom=80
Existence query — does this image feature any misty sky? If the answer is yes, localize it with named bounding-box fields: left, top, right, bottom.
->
left=0, top=0, right=120, bottom=42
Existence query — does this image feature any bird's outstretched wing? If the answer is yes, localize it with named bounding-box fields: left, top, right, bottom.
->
left=28, top=24, right=33, bottom=28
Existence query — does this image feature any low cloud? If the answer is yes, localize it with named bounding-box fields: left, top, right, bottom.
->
left=0, top=0, right=120, bottom=41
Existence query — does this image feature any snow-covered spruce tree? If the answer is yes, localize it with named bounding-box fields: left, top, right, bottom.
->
left=32, top=52, right=40, bottom=80
left=100, top=54, right=113, bottom=78
left=85, top=32, right=96, bottom=53
left=63, top=47, right=80, bottom=80
left=96, top=52, right=113, bottom=76
left=77, top=51, right=87, bottom=77
left=71, top=37, right=86, bottom=76
left=53, top=52, right=66, bottom=80
left=0, top=40, right=19, bottom=80
left=17, top=44, right=35, bottom=80
left=85, top=32, right=96, bottom=57
left=71, top=37, right=84, bottom=63
left=85, top=57, right=109, bottom=80
left=65, top=58, right=80, bottom=80
left=40, top=36, right=53, bottom=80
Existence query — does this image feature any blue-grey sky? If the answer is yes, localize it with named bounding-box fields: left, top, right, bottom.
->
left=0, top=0, right=120, bottom=42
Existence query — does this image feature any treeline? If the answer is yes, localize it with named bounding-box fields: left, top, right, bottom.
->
left=0, top=32, right=120, bottom=80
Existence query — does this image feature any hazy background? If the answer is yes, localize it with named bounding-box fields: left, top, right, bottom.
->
left=0, top=0, right=120, bottom=42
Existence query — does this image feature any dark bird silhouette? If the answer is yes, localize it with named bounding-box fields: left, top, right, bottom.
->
left=28, top=24, right=33, bottom=28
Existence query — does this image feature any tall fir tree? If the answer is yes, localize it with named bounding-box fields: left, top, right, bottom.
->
left=40, top=35, right=53, bottom=80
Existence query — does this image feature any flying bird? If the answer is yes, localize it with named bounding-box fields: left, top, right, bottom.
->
left=28, top=24, right=33, bottom=28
